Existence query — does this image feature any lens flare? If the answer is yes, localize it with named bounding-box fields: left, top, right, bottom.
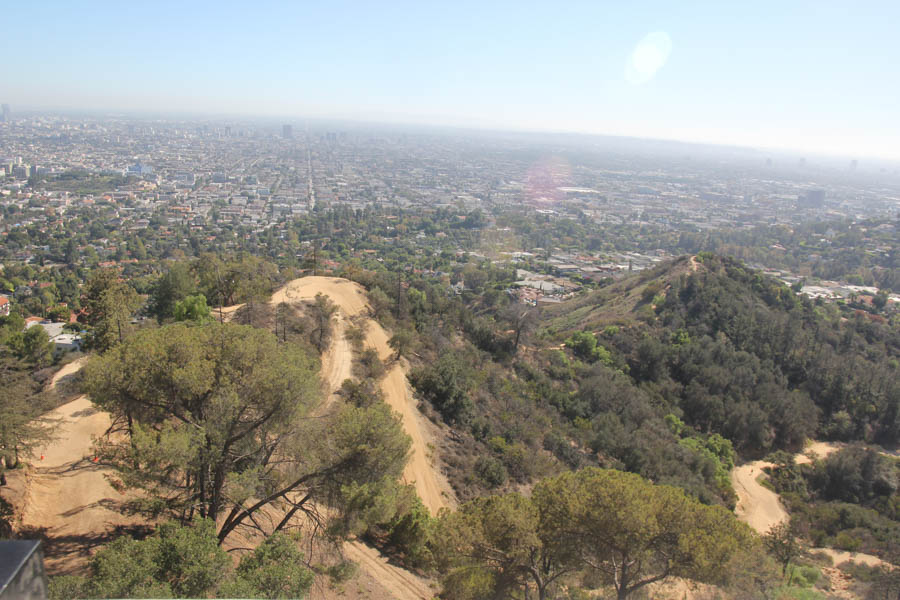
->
left=625, top=32, right=672, bottom=85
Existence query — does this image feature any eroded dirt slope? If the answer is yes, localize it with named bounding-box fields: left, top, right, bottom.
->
left=18, top=363, right=140, bottom=574
left=270, top=276, right=453, bottom=514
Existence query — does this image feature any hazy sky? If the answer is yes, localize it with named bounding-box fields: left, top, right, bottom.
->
left=4, top=1, right=899, bottom=159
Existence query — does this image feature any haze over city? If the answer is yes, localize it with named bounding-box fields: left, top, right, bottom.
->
left=4, top=0, right=900, bottom=160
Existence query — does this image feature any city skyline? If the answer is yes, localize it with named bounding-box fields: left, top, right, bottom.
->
left=3, top=1, right=900, bottom=161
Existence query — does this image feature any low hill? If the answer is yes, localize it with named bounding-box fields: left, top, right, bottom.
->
left=542, top=253, right=899, bottom=454
left=408, top=253, right=897, bottom=512
left=541, top=254, right=697, bottom=333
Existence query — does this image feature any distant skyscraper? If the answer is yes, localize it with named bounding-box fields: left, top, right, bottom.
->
left=1, top=104, right=10, bottom=122
left=282, top=124, right=293, bottom=139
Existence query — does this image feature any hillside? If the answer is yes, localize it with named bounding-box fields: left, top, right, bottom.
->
left=540, top=253, right=899, bottom=454
left=382, top=252, right=899, bottom=597
left=5, top=254, right=898, bottom=600
left=8, top=278, right=443, bottom=600
left=265, top=276, right=453, bottom=515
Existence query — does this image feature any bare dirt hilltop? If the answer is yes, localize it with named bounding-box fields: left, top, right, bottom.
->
left=271, top=276, right=454, bottom=515
left=262, top=276, right=449, bottom=600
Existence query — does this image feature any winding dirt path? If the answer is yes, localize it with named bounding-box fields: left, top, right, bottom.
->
left=732, top=441, right=869, bottom=535
left=268, top=276, right=449, bottom=600
left=18, top=363, right=140, bottom=574
left=18, top=277, right=445, bottom=598
left=732, top=442, right=896, bottom=575
left=795, top=440, right=844, bottom=465
left=47, top=356, right=89, bottom=389
left=271, top=276, right=453, bottom=515
left=731, top=461, right=788, bottom=535
left=814, top=548, right=888, bottom=568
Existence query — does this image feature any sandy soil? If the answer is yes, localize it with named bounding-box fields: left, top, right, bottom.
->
left=795, top=440, right=898, bottom=464
left=690, top=255, right=701, bottom=272
left=319, top=313, right=352, bottom=410
left=19, top=395, right=141, bottom=574
left=268, top=276, right=450, bottom=598
left=269, top=276, right=454, bottom=515
left=18, top=277, right=447, bottom=595
left=343, top=541, right=435, bottom=600
left=47, top=356, right=89, bottom=391
left=731, top=461, right=788, bottom=535
left=271, top=276, right=370, bottom=317
left=814, top=548, right=888, bottom=568
left=360, top=317, right=453, bottom=514
left=796, top=440, right=845, bottom=465
left=214, top=303, right=244, bottom=322
left=733, top=442, right=862, bottom=535
left=380, top=363, right=452, bottom=514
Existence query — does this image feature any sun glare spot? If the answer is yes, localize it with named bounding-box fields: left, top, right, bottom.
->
left=625, top=32, right=672, bottom=85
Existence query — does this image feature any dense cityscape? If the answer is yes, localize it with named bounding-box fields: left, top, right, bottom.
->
left=2, top=111, right=898, bottom=332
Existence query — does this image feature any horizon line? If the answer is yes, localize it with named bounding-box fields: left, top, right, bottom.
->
left=7, top=104, right=900, bottom=166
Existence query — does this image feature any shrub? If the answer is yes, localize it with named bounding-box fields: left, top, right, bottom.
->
left=474, top=456, right=507, bottom=488
left=832, top=531, right=862, bottom=552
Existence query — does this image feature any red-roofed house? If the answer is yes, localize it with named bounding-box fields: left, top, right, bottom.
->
left=0, top=296, right=9, bottom=317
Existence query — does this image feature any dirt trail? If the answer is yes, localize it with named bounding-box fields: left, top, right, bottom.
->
left=795, top=440, right=844, bottom=465
left=271, top=276, right=370, bottom=316
left=268, top=276, right=449, bottom=599
left=47, top=356, right=89, bottom=390
left=19, top=277, right=444, bottom=596
left=733, top=441, right=861, bottom=534
left=19, top=392, right=140, bottom=574
left=343, top=541, right=435, bottom=600
left=731, top=461, right=788, bottom=535
left=361, top=316, right=453, bottom=514
left=269, top=276, right=453, bottom=515
left=319, top=313, right=352, bottom=409
left=380, top=363, right=450, bottom=514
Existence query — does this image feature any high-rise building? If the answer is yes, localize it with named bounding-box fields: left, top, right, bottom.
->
left=282, top=124, right=293, bottom=139
left=1, top=104, right=10, bottom=122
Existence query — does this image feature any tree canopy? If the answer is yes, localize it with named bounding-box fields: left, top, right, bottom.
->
left=48, top=520, right=315, bottom=600
left=82, top=321, right=410, bottom=543
left=434, top=467, right=753, bottom=599
left=82, top=269, right=142, bottom=352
